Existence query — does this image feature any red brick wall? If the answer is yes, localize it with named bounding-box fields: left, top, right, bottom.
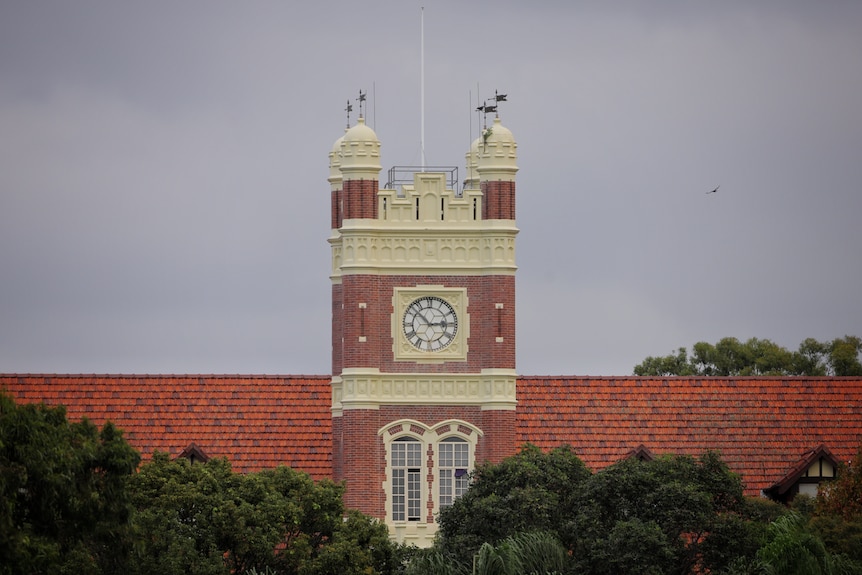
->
left=337, top=406, right=517, bottom=518
left=332, top=414, right=344, bottom=483
left=331, top=188, right=342, bottom=229
left=481, top=180, right=516, bottom=220
left=331, top=283, right=343, bottom=376
left=339, top=274, right=515, bottom=373
left=342, top=179, right=378, bottom=220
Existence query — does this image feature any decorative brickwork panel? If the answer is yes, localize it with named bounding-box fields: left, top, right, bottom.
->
left=343, top=179, right=379, bottom=220
left=332, top=415, right=344, bottom=482
left=331, top=189, right=343, bottom=229
left=481, top=180, right=516, bottom=220
left=331, top=283, right=343, bottom=375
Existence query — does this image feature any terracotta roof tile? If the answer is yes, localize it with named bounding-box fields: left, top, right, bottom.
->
left=1, top=374, right=333, bottom=479
left=516, top=376, right=862, bottom=496
left=4, top=374, right=861, bottom=496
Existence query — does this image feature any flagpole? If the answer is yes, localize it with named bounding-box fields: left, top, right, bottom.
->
left=420, top=6, right=426, bottom=170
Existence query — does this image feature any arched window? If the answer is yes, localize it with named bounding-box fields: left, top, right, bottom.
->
left=439, top=436, right=469, bottom=508
left=391, top=436, right=423, bottom=522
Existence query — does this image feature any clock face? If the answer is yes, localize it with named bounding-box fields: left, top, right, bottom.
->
left=403, top=296, right=458, bottom=351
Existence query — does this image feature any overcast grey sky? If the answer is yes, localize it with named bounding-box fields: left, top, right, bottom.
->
left=1, top=1, right=860, bottom=376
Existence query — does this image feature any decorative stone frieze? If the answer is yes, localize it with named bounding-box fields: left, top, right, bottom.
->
left=331, top=368, right=517, bottom=415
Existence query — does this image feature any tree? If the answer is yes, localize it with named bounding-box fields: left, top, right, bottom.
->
left=300, top=509, right=411, bottom=575
left=407, top=532, right=567, bottom=575
left=817, top=444, right=862, bottom=521
left=756, top=513, right=832, bottom=575
left=633, top=347, right=696, bottom=376
left=828, top=336, right=862, bottom=376
left=571, top=452, right=753, bottom=575
left=633, top=336, right=862, bottom=377
left=0, top=393, right=140, bottom=575
left=435, top=445, right=761, bottom=575
left=809, top=443, right=862, bottom=564
left=435, top=444, right=590, bottom=566
left=128, top=453, right=403, bottom=575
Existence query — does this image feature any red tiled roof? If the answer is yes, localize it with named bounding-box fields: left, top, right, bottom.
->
left=1, top=374, right=332, bottom=480
left=516, top=377, right=862, bottom=496
left=4, top=374, right=861, bottom=497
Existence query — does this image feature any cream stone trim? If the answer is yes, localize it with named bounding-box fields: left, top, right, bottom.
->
left=337, top=229, right=517, bottom=276
left=329, top=375, right=343, bottom=417
left=380, top=172, right=482, bottom=224
left=393, top=286, right=468, bottom=362
left=336, top=368, right=517, bottom=411
left=388, top=521, right=437, bottom=548
left=330, top=231, right=519, bottom=280
left=329, top=170, right=518, bottom=280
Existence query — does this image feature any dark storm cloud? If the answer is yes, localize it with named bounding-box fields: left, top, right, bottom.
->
left=1, top=1, right=860, bottom=375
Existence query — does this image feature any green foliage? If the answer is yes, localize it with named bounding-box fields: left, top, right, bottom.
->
left=757, top=513, right=832, bottom=574
left=828, top=336, right=862, bottom=376
left=128, top=454, right=402, bottom=575
left=436, top=444, right=590, bottom=565
left=405, top=547, right=465, bottom=575
left=300, top=510, right=411, bottom=575
left=572, top=452, right=750, bottom=575
left=817, top=445, right=862, bottom=521
left=0, top=392, right=140, bottom=575
left=633, top=347, right=696, bottom=376
left=473, top=532, right=568, bottom=575
left=434, top=445, right=761, bottom=575
left=409, top=532, right=566, bottom=575
left=633, top=336, right=862, bottom=376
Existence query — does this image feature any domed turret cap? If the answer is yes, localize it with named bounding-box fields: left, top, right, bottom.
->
left=463, top=136, right=482, bottom=189
left=328, top=132, right=345, bottom=189
left=476, top=117, right=518, bottom=181
left=340, top=118, right=382, bottom=180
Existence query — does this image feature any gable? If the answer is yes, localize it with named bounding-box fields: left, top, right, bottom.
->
left=1, top=374, right=333, bottom=479
left=516, top=376, right=862, bottom=497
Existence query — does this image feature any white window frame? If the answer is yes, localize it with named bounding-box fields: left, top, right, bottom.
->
left=438, top=436, right=470, bottom=509
left=391, top=436, right=423, bottom=522
left=379, top=419, right=482, bottom=536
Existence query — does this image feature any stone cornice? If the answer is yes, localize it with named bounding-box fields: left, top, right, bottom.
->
left=330, top=369, right=517, bottom=414
left=330, top=228, right=517, bottom=278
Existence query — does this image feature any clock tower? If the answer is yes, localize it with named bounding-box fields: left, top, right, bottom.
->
left=328, top=110, right=518, bottom=545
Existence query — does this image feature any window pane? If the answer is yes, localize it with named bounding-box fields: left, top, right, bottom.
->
left=392, top=443, right=406, bottom=467
left=407, top=442, right=422, bottom=467
left=392, top=468, right=405, bottom=521
left=440, top=468, right=453, bottom=507
left=454, top=443, right=469, bottom=467
left=392, top=437, right=422, bottom=522
left=438, top=437, right=470, bottom=510
left=407, top=469, right=421, bottom=521
left=439, top=443, right=453, bottom=467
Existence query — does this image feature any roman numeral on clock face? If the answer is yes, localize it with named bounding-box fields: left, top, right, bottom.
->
left=403, top=296, right=458, bottom=351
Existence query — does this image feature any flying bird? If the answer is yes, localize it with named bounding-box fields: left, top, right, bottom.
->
left=707, top=186, right=719, bottom=194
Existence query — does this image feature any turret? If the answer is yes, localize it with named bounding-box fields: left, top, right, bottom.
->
left=339, top=118, right=381, bottom=220
left=476, top=116, right=517, bottom=220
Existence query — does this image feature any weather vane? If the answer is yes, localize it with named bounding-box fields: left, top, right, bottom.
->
left=345, top=99, right=353, bottom=129
left=476, top=90, right=508, bottom=128
left=357, top=90, right=367, bottom=119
